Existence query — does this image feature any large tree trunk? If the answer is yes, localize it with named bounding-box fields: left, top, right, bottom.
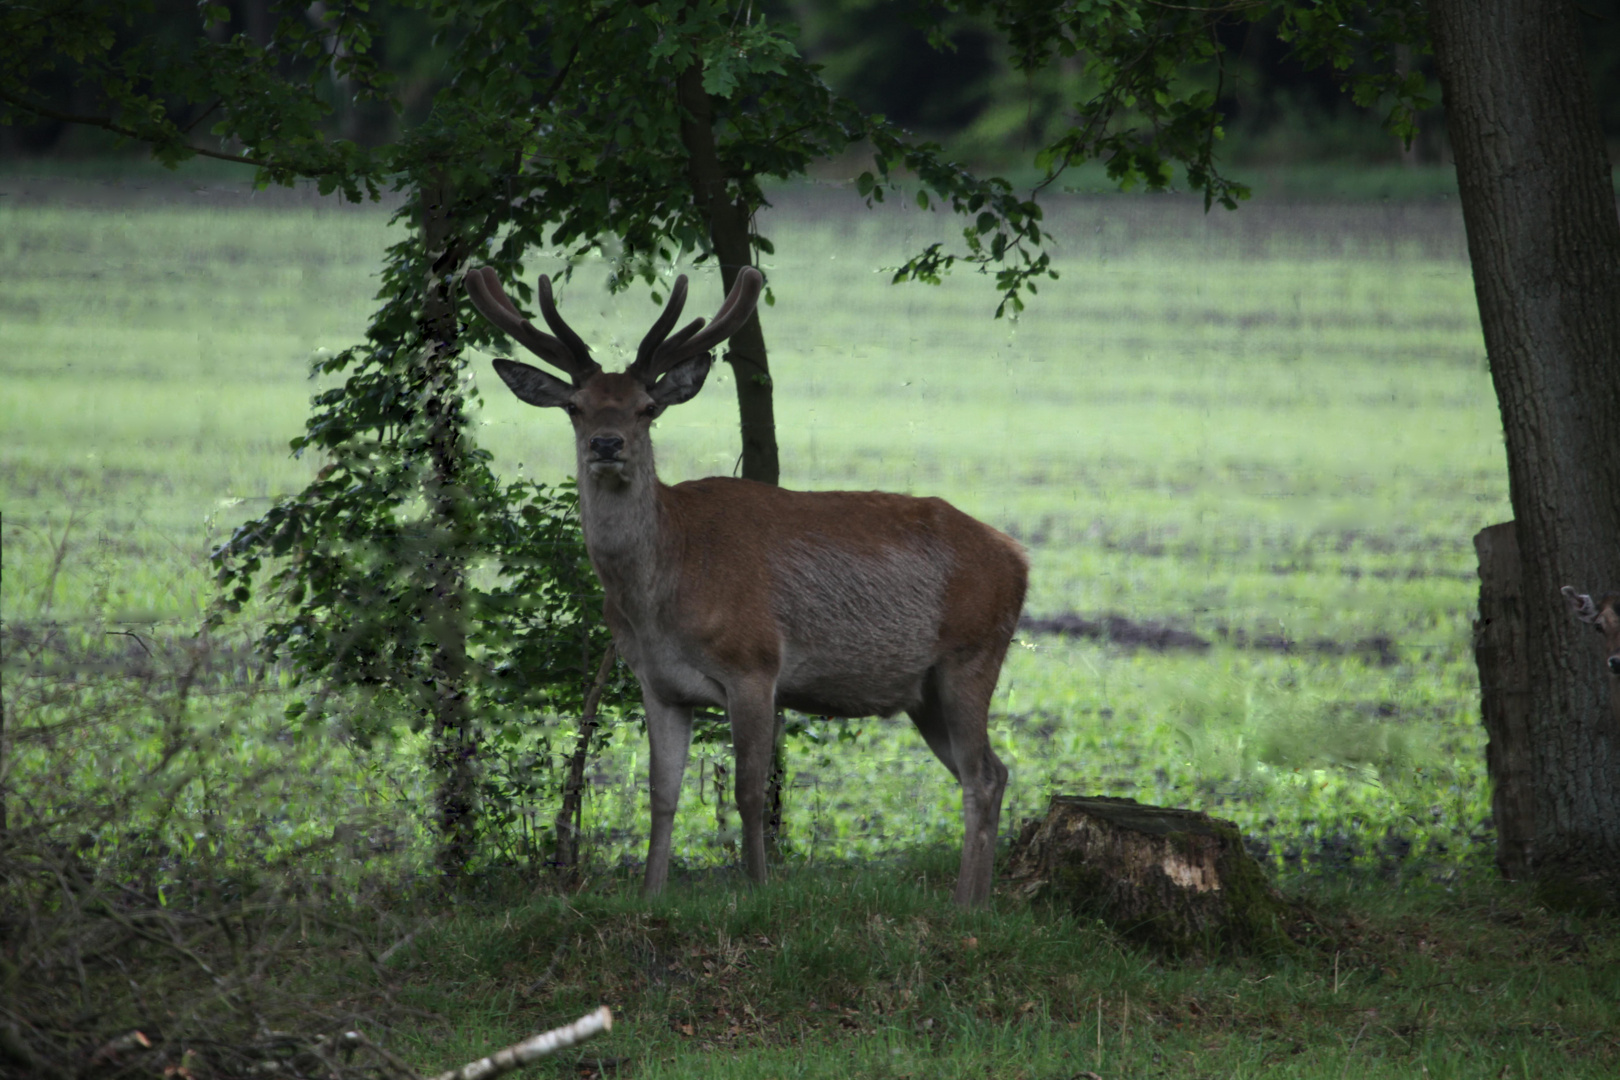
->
left=1430, top=0, right=1620, bottom=909
left=419, top=177, right=478, bottom=883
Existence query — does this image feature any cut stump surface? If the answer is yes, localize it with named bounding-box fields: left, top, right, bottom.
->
left=1006, top=795, right=1296, bottom=955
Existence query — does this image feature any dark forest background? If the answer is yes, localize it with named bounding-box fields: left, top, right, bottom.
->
left=13, top=0, right=1620, bottom=179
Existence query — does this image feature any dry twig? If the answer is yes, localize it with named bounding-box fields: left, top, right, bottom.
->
left=430, top=1007, right=612, bottom=1080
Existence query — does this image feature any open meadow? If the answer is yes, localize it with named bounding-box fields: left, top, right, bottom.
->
left=1, top=172, right=1501, bottom=871
left=5, top=169, right=1616, bottom=1078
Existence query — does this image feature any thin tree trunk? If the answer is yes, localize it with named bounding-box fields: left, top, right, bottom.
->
left=675, top=62, right=779, bottom=486
left=764, top=711, right=787, bottom=861
left=676, top=55, right=789, bottom=858
left=419, top=176, right=477, bottom=883
left=241, top=0, right=273, bottom=48
left=1431, top=0, right=1620, bottom=908
left=554, top=643, right=617, bottom=877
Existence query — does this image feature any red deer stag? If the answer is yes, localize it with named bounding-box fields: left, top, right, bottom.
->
left=465, top=265, right=1028, bottom=906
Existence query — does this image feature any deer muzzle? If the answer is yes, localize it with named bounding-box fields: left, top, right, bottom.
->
left=586, top=434, right=628, bottom=481
left=588, top=434, right=625, bottom=460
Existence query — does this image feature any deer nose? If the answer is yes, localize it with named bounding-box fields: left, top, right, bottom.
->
left=589, top=435, right=624, bottom=460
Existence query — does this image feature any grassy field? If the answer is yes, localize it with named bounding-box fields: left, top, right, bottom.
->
left=9, top=169, right=1608, bottom=1078
left=0, top=173, right=1501, bottom=870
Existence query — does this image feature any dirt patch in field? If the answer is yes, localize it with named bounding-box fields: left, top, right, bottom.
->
left=1021, top=611, right=1400, bottom=666
left=1214, top=625, right=1400, bottom=666
left=1020, top=612, right=1212, bottom=651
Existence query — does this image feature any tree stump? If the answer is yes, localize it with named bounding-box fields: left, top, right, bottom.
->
left=1472, top=521, right=1535, bottom=879
left=1005, top=796, right=1295, bottom=955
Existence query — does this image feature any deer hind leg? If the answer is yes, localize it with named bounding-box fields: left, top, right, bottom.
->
left=727, top=676, right=779, bottom=886
left=910, top=653, right=1009, bottom=907
left=643, top=695, right=694, bottom=897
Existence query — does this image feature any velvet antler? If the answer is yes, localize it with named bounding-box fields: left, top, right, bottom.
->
left=626, top=268, right=764, bottom=385
left=464, top=267, right=601, bottom=385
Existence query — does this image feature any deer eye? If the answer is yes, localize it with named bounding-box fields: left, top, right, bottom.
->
left=640, top=404, right=660, bottom=419
left=563, top=403, right=581, bottom=417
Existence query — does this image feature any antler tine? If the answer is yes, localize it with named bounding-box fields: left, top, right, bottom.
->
left=536, top=276, right=596, bottom=376
left=464, top=267, right=598, bottom=384
left=644, top=267, right=765, bottom=378
left=629, top=276, right=693, bottom=377
left=466, top=265, right=524, bottom=322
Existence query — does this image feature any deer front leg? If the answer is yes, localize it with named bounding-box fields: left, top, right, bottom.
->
left=727, top=678, right=778, bottom=885
left=643, top=694, right=694, bottom=897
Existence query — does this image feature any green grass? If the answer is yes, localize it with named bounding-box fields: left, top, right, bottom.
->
left=4, top=168, right=1608, bottom=1078
left=46, top=857, right=1602, bottom=1079
left=0, top=177, right=1503, bottom=875
left=377, top=861, right=1617, bottom=1078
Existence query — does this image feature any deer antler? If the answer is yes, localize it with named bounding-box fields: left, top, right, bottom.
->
left=627, top=268, right=764, bottom=385
left=465, top=267, right=601, bottom=385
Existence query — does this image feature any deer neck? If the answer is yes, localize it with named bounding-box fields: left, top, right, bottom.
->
left=575, top=447, right=669, bottom=609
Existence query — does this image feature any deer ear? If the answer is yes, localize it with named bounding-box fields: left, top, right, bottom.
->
left=1563, top=586, right=1601, bottom=624
left=494, top=358, right=576, bottom=408
left=648, top=354, right=712, bottom=408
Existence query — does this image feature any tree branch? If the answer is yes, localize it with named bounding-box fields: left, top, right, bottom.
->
left=429, top=1007, right=611, bottom=1080
left=0, top=89, right=272, bottom=170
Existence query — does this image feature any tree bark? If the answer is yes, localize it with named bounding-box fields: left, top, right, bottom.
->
left=675, top=61, right=779, bottom=486
left=1005, top=796, right=1297, bottom=955
left=1473, top=522, right=1535, bottom=879
left=553, top=643, right=617, bottom=876
left=1431, top=0, right=1620, bottom=908
left=419, top=177, right=478, bottom=883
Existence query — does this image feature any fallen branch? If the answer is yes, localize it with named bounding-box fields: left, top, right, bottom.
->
left=430, top=1007, right=612, bottom=1080
left=380, top=917, right=437, bottom=965
left=522, top=934, right=573, bottom=996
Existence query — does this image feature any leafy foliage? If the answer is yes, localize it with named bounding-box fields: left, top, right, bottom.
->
left=952, top=0, right=1433, bottom=209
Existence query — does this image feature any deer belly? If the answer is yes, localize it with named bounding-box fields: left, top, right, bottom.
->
left=774, top=653, right=929, bottom=719
left=767, top=540, right=946, bottom=716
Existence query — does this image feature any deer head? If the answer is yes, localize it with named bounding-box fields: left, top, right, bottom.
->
left=1562, top=586, right=1620, bottom=676
left=464, top=266, right=763, bottom=488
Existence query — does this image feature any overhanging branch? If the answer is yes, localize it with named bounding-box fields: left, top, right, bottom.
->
left=1, top=88, right=274, bottom=171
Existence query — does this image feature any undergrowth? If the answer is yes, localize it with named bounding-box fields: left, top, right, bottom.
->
left=7, top=842, right=1615, bottom=1078
left=1, top=630, right=1614, bottom=1079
